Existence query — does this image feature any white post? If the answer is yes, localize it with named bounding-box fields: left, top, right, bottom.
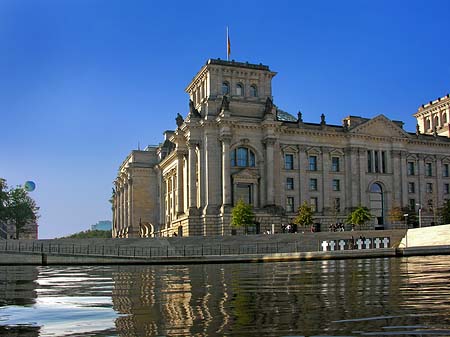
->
left=321, top=241, right=328, bottom=251
left=339, top=240, right=346, bottom=250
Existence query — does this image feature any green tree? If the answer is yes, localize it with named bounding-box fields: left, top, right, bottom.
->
left=293, top=201, right=314, bottom=228
left=439, top=199, right=450, bottom=225
left=0, top=178, right=9, bottom=223
left=7, top=186, right=39, bottom=239
left=347, top=206, right=371, bottom=230
left=231, top=199, right=255, bottom=232
left=61, top=229, right=112, bottom=239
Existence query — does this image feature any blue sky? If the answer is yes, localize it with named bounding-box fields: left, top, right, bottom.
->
left=1, top=0, right=449, bottom=238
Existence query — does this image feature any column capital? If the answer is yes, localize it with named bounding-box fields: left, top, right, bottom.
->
left=262, top=137, right=276, bottom=146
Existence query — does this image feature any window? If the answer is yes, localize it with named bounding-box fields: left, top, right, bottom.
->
left=381, top=151, right=387, bottom=173
left=235, top=184, right=252, bottom=205
left=286, top=197, right=294, bottom=212
left=409, top=198, right=416, bottom=210
left=286, top=177, right=294, bottom=190
left=333, top=198, right=341, bottom=212
left=407, top=162, right=415, bottom=176
left=367, top=150, right=373, bottom=173
left=222, top=82, right=229, bottom=95
left=445, top=184, right=450, bottom=194
left=236, top=83, right=243, bottom=96
left=332, top=179, right=340, bottom=191
left=310, top=197, right=318, bottom=213
left=331, top=157, right=340, bottom=172
left=285, top=154, right=294, bottom=170
left=443, top=113, right=447, bottom=125
left=309, top=178, right=318, bottom=191
left=444, top=164, right=449, bottom=177
left=231, top=147, right=255, bottom=167
left=426, top=183, right=433, bottom=193
left=250, top=84, right=258, bottom=97
left=426, top=163, right=433, bottom=177
left=408, top=182, right=415, bottom=194
left=374, top=150, right=379, bottom=173
left=309, top=156, right=317, bottom=171
left=426, top=118, right=431, bottom=130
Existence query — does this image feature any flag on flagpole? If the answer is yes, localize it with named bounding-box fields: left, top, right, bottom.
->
left=227, top=26, right=231, bottom=61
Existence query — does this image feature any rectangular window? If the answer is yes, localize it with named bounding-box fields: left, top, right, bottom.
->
left=426, top=163, right=433, bottom=177
left=367, top=150, right=372, bottom=173
left=309, top=156, right=317, bottom=171
left=444, top=164, right=449, bottom=177
left=309, top=178, right=318, bottom=191
left=445, top=184, right=450, bottom=194
left=286, top=197, right=294, bottom=212
left=286, top=177, right=294, bottom=190
left=381, top=151, right=387, bottom=173
left=332, top=179, right=340, bottom=191
left=285, top=154, right=294, bottom=170
left=374, top=150, right=379, bottom=173
left=426, top=183, right=433, bottom=193
left=409, top=198, right=416, bottom=210
left=310, top=197, right=318, bottom=213
left=334, top=198, right=341, bottom=212
left=331, top=157, right=340, bottom=172
left=407, top=162, right=415, bottom=175
left=408, top=182, right=415, bottom=193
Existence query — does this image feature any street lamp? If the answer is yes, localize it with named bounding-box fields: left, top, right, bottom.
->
left=416, top=203, right=422, bottom=228
left=403, top=213, right=409, bottom=228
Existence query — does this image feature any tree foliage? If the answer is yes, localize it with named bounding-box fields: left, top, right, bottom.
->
left=293, top=201, right=314, bottom=227
left=347, top=206, right=371, bottom=229
left=0, top=178, right=39, bottom=239
left=231, top=199, right=255, bottom=228
left=439, top=199, right=450, bottom=225
left=61, top=230, right=112, bottom=239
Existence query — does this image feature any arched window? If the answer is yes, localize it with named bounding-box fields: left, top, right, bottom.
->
left=425, top=118, right=431, bottom=130
left=442, top=113, right=447, bottom=125
left=250, top=84, right=258, bottom=97
left=231, top=147, right=255, bottom=167
left=369, top=182, right=384, bottom=226
left=222, top=82, right=229, bottom=95
left=236, top=83, right=243, bottom=96
left=435, top=116, right=439, bottom=128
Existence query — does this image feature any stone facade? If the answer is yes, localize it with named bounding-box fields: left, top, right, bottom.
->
left=113, top=59, right=450, bottom=238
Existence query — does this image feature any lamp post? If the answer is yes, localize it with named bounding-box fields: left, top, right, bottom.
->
left=416, top=203, right=422, bottom=228
left=403, top=213, right=409, bottom=228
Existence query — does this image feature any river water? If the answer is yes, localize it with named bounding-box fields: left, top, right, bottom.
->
left=0, top=256, right=450, bottom=336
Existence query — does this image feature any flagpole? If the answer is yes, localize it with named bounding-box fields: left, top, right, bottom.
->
left=226, top=26, right=230, bottom=61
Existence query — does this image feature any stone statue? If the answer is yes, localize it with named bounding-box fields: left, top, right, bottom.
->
left=320, top=113, right=326, bottom=125
left=416, top=124, right=420, bottom=136
left=297, top=111, right=303, bottom=123
left=221, top=95, right=230, bottom=111
left=343, top=119, right=349, bottom=131
left=189, top=99, right=201, bottom=118
left=265, top=97, right=274, bottom=114
left=176, top=113, right=184, bottom=127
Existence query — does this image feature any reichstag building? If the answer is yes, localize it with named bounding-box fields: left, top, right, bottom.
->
left=113, top=59, right=450, bottom=238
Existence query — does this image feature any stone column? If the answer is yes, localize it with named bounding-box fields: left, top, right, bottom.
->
left=124, top=183, right=128, bottom=232
left=358, top=148, right=366, bottom=206
left=322, top=147, right=330, bottom=213
left=176, top=154, right=184, bottom=215
left=265, top=137, right=276, bottom=205
left=171, top=174, right=176, bottom=220
left=221, top=136, right=232, bottom=205
left=119, top=184, right=124, bottom=235
left=127, top=178, right=133, bottom=233
left=418, top=155, right=425, bottom=207
left=298, top=146, right=308, bottom=204
left=188, top=143, right=198, bottom=209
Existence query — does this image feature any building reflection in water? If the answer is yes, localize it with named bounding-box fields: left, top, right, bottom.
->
left=111, top=257, right=450, bottom=336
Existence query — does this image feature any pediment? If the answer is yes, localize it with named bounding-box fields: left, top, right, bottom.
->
left=232, top=168, right=260, bottom=182
left=306, top=147, right=321, bottom=155
left=281, top=145, right=299, bottom=153
left=349, top=115, right=409, bottom=138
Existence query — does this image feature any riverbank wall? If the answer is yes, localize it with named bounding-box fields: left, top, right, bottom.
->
left=0, top=227, right=449, bottom=265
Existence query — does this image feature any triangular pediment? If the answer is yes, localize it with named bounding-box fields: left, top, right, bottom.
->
left=232, top=168, right=260, bottom=182
left=349, top=115, right=410, bottom=138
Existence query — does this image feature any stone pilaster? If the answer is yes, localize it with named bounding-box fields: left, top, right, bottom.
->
left=221, top=135, right=232, bottom=206
left=187, top=142, right=198, bottom=210
left=176, top=154, right=184, bottom=215
left=264, top=137, right=276, bottom=205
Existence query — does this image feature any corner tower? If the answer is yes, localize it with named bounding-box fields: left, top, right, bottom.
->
left=185, top=59, right=277, bottom=119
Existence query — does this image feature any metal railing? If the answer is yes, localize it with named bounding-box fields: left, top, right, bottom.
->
left=0, top=236, right=392, bottom=259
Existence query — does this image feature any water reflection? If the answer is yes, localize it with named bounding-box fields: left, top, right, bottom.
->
left=1, top=256, right=450, bottom=336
